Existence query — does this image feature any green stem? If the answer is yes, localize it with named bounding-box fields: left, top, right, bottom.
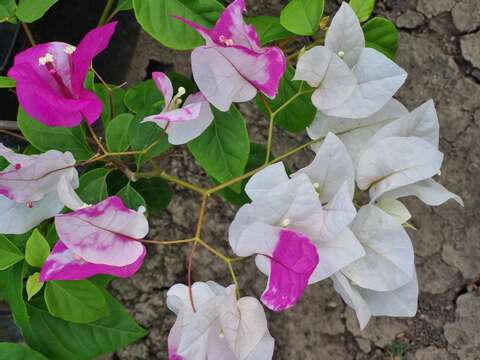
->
left=271, top=86, right=311, bottom=118
left=98, top=0, right=116, bottom=27
left=195, top=195, right=209, bottom=238
left=227, top=261, right=241, bottom=298
left=207, top=136, right=324, bottom=194
left=87, top=123, right=108, bottom=154
left=197, top=238, right=228, bottom=262
left=136, top=170, right=207, bottom=195
left=92, top=68, right=114, bottom=121
left=287, top=37, right=325, bottom=62
left=140, top=238, right=196, bottom=245
left=262, top=83, right=311, bottom=164
left=265, top=113, right=275, bottom=164
left=21, top=23, right=35, bottom=46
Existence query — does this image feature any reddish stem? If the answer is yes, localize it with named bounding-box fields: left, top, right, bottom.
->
left=187, top=241, right=198, bottom=312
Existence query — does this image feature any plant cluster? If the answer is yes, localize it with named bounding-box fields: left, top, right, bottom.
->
left=0, top=0, right=462, bottom=359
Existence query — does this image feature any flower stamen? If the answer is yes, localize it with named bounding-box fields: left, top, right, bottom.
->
left=219, top=35, right=234, bottom=46
left=38, top=53, right=55, bottom=66
left=64, top=45, right=76, bottom=55
left=170, top=87, right=186, bottom=110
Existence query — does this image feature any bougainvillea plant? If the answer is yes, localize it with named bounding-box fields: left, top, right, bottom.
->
left=0, top=0, right=463, bottom=358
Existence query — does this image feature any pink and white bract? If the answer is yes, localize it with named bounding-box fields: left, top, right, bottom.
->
left=142, top=72, right=214, bottom=145
left=176, top=0, right=286, bottom=111
left=167, top=282, right=274, bottom=360
left=229, top=136, right=367, bottom=311
left=8, top=22, right=117, bottom=127
left=0, top=144, right=78, bottom=234
left=40, top=196, right=148, bottom=281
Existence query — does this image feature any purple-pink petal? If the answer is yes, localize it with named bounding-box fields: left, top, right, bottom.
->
left=261, top=229, right=319, bottom=312
left=210, top=0, right=261, bottom=50
left=229, top=45, right=285, bottom=99
left=55, top=196, right=148, bottom=267
left=71, top=22, right=117, bottom=95
left=7, top=23, right=116, bottom=127
left=39, top=241, right=146, bottom=281
left=168, top=348, right=185, bottom=360
left=174, top=16, right=213, bottom=43
left=175, top=0, right=286, bottom=107
left=9, top=61, right=90, bottom=127
left=78, top=89, right=104, bottom=124
left=151, top=103, right=202, bottom=123
left=152, top=71, right=174, bottom=108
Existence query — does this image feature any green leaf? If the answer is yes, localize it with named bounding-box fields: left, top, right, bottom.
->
left=115, top=0, right=133, bottom=12
left=89, top=274, right=115, bottom=287
left=125, top=80, right=170, bottom=167
left=217, top=143, right=269, bottom=206
left=0, top=263, right=34, bottom=339
left=45, top=224, right=58, bottom=248
left=16, top=0, right=58, bottom=23
left=26, top=272, right=44, bottom=301
left=106, top=113, right=134, bottom=153
left=0, top=234, right=24, bottom=270
left=23, top=144, right=41, bottom=155
left=17, top=107, right=94, bottom=160
left=26, top=291, right=147, bottom=360
left=0, top=264, right=144, bottom=360
left=245, top=16, right=293, bottom=45
left=44, top=280, right=109, bottom=323
left=130, top=120, right=170, bottom=167
left=0, top=156, right=8, bottom=170
left=133, top=0, right=224, bottom=50
left=363, top=17, right=398, bottom=60
left=257, top=66, right=316, bottom=132
left=168, top=71, right=198, bottom=96
left=77, top=168, right=109, bottom=204
left=131, top=178, right=172, bottom=212
left=84, top=70, right=95, bottom=91
left=0, top=76, right=15, bottom=88
left=0, top=343, right=47, bottom=360
left=25, top=229, right=50, bottom=267
left=188, top=106, right=250, bottom=192
left=6, top=232, right=32, bottom=252
left=280, top=0, right=324, bottom=35
left=124, top=79, right=163, bottom=114
left=93, top=84, right=127, bottom=127
left=106, top=170, right=129, bottom=195
left=0, top=0, right=16, bottom=23
left=349, top=0, right=375, bottom=22
left=116, top=183, right=146, bottom=210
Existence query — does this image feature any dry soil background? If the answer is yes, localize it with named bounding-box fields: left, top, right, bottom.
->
left=103, top=0, right=480, bottom=359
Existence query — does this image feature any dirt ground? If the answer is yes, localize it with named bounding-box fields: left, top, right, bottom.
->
left=103, top=0, right=480, bottom=359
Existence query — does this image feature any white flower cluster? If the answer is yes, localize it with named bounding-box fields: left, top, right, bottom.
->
left=166, top=3, right=462, bottom=359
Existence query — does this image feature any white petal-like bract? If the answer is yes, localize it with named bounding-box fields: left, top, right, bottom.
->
left=341, top=205, right=415, bottom=291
